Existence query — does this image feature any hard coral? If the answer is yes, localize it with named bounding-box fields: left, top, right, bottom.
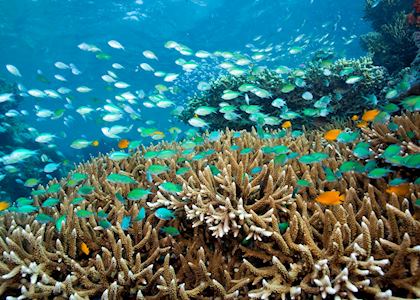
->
left=180, top=57, right=388, bottom=131
left=361, top=0, right=416, bottom=74
left=0, top=113, right=419, bottom=299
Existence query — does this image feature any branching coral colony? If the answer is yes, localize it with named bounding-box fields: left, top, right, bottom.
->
left=0, top=108, right=419, bottom=299
left=179, top=57, right=391, bottom=131
left=361, top=0, right=416, bottom=74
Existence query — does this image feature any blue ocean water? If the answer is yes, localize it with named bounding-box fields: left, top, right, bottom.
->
left=0, top=0, right=397, bottom=200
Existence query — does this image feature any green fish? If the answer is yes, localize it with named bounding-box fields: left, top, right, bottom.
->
left=274, top=154, right=288, bottom=166
left=144, top=151, right=159, bottom=159
left=71, top=173, right=88, bottom=182
left=127, top=188, right=151, bottom=201
left=176, top=167, right=191, bottom=175
left=76, top=209, right=94, bottom=218
left=401, top=95, right=420, bottom=112
left=96, top=52, right=111, bottom=60
left=389, top=178, right=407, bottom=186
left=99, top=219, right=112, bottom=229
left=107, top=173, right=137, bottom=184
left=16, top=205, right=38, bottom=214
left=337, top=131, right=359, bottom=143
left=160, top=226, right=180, bottom=236
left=382, top=144, right=401, bottom=161
left=154, top=207, right=175, bottom=220
left=281, top=83, right=295, bottom=93
left=71, top=197, right=85, bottom=205
left=47, top=183, right=61, bottom=194
left=296, top=179, right=311, bottom=187
left=55, top=215, right=67, bottom=232
left=78, top=185, right=95, bottom=195
left=345, top=75, right=363, bottom=84
left=272, top=145, right=290, bottom=154
left=209, top=165, right=221, bottom=175
left=240, top=148, right=254, bottom=155
left=400, top=153, right=420, bottom=168
left=368, top=168, right=392, bottom=179
left=42, top=197, right=60, bottom=208
left=24, top=178, right=40, bottom=188
left=116, top=192, right=126, bottom=204
left=364, top=160, right=377, bottom=172
left=299, top=152, right=329, bottom=164
left=147, top=164, right=170, bottom=175
left=159, top=182, right=183, bottom=194
left=16, top=197, right=33, bottom=206
left=339, top=161, right=364, bottom=173
left=109, top=151, right=131, bottom=161
left=121, top=216, right=131, bottom=230
left=35, top=214, right=54, bottom=224
left=97, top=210, right=108, bottom=218
left=323, top=167, right=340, bottom=182
left=382, top=103, right=399, bottom=113
left=157, top=150, right=178, bottom=159
left=135, top=207, right=146, bottom=221
left=278, top=222, right=289, bottom=234
left=31, top=189, right=47, bottom=196
left=353, top=142, right=371, bottom=159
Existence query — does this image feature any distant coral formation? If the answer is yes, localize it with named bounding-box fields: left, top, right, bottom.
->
left=361, top=0, right=416, bottom=74
left=0, top=111, right=418, bottom=299
left=179, top=57, right=389, bottom=131
left=0, top=78, right=67, bottom=201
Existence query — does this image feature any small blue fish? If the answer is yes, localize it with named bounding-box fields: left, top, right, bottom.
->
left=121, top=216, right=131, bottom=230
left=155, top=207, right=175, bottom=220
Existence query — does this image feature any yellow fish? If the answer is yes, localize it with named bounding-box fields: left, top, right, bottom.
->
left=91, top=140, right=99, bottom=147
left=315, top=191, right=345, bottom=205
left=386, top=184, right=410, bottom=196
left=356, top=120, right=368, bottom=128
left=80, top=242, right=90, bottom=255
left=324, top=129, right=341, bottom=141
left=0, top=201, right=10, bottom=212
left=351, top=115, right=359, bottom=121
left=281, top=121, right=292, bottom=129
left=118, top=139, right=130, bottom=149
left=362, top=109, right=380, bottom=122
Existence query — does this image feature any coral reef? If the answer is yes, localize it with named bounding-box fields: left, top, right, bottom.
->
left=361, top=0, right=417, bottom=74
left=179, top=57, right=389, bottom=131
left=0, top=111, right=418, bottom=299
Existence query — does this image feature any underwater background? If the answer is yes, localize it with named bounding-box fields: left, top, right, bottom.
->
left=0, top=0, right=419, bottom=299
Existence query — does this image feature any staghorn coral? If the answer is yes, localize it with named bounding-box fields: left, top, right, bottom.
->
left=0, top=113, right=419, bottom=299
left=179, top=57, right=388, bottom=131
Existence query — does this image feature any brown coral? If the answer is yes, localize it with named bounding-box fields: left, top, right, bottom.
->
left=0, top=113, right=419, bottom=299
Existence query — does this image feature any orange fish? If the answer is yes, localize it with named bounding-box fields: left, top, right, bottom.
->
left=282, top=121, right=292, bottom=129
left=118, top=139, right=130, bottom=149
left=386, top=184, right=410, bottom=196
left=91, top=140, right=99, bottom=147
left=80, top=242, right=90, bottom=255
left=351, top=115, right=359, bottom=121
left=315, top=191, right=345, bottom=205
left=0, top=201, right=10, bottom=212
left=362, top=109, right=380, bottom=122
left=356, top=120, right=368, bottom=128
left=324, top=129, right=341, bottom=141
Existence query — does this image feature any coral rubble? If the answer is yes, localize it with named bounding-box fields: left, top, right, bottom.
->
left=0, top=112, right=418, bottom=299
